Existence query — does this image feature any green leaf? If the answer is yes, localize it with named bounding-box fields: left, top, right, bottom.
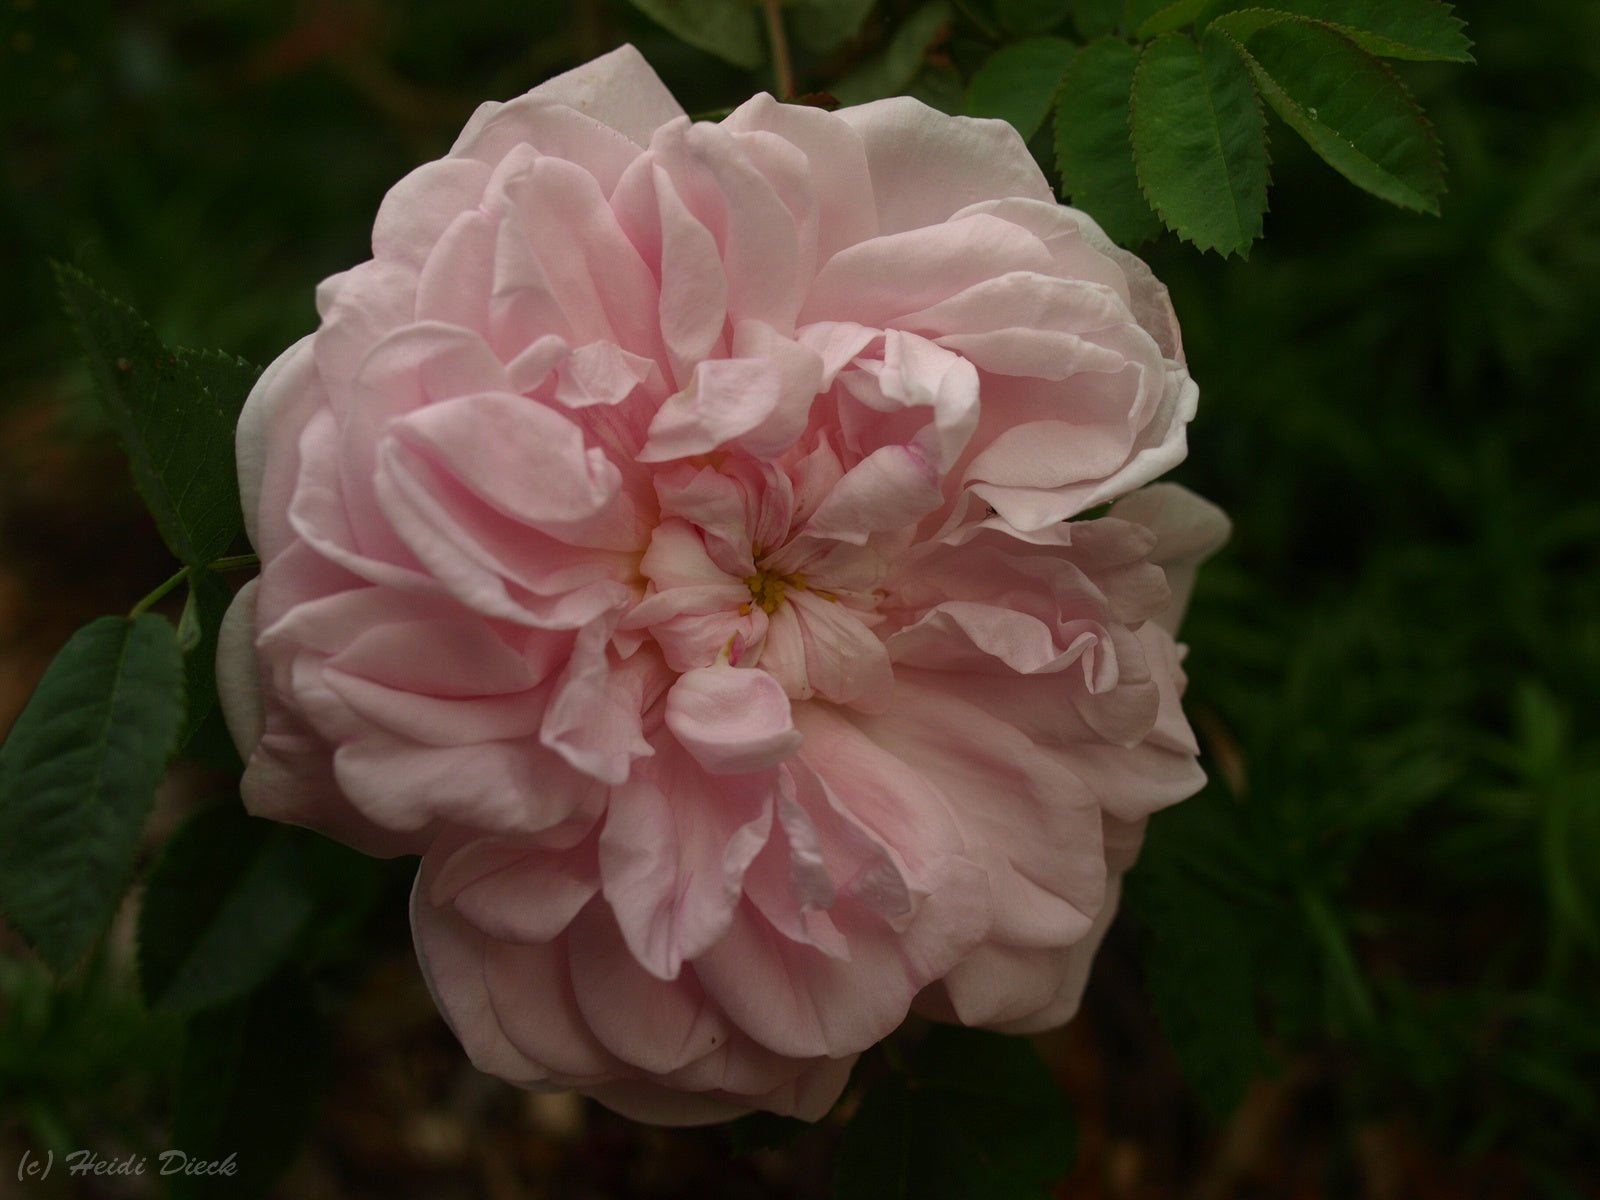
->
left=996, top=0, right=1070, bottom=35
left=1211, top=0, right=1471, bottom=62
left=1126, top=790, right=1271, bottom=1119
left=1135, top=0, right=1216, bottom=37
left=969, top=37, right=1076, bottom=141
left=832, top=1, right=952, bottom=105
left=1219, top=18, right=1445, bottom=213
left=833, top=1028, right=1075, bottom=1199
left=1055, top=38, right=1164, bottom=246
left=171, top=347, right=261, bottom=429
left=176, top=570, right=234, bottom=755
left=138, top=805, right=318, bottom=1016
left=790, top=0, right=877, bottom=52
left=1130, top=32, right=1269, bottom=255
left=0, top=615, right=184, bottom=970
left=53, top=265, right=257, bottom=568
left=290, top=834, right=386, bottom=968
left=623, top=0, right=765, bottom=69
left=1068, top=0, right=1122, bottom=37
left=171, top=973, right=328, bottom=1199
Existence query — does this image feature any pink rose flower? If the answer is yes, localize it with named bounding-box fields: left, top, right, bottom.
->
left=217, top=46, right=1229, bottom=1124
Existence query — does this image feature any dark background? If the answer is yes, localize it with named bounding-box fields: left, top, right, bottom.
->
left=1, top=1, right=1597, bottom=1196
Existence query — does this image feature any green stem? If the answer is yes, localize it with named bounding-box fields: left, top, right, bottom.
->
left=128, top=553, right=259, bottom=618
left=207, top=553, right=260, bottom=573
left=951, top=0, right=1000, bottom=41
left=762, top=0, right=795, bottom=99
left=129, top=567, right=190, bottom=618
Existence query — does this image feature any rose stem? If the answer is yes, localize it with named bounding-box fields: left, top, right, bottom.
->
left=762, top=0, right=795, bottom=99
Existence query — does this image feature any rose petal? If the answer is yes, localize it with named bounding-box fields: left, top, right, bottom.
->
left=455, top=44, right=685, bottom=154
left=665, top=665, right=803, bottom=774
left=1109, top=483, right=1232, bottom=633
left=599, top=741, right=774, bottom=977
left=833, top=97, right=1054, bottom=235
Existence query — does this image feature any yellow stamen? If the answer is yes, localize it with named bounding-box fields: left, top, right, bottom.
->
left=744, top=567, right=804, bottom=614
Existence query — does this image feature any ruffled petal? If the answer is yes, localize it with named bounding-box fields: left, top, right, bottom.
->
left=1109, top=483, right=1232, bottom=633
left=599, top=741, right=774, bottom=977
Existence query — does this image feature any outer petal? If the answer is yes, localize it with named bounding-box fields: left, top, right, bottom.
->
left=410, top=880, right=552, bottom=1086
left=454, top=44, right=685, bottom=153
left=833, top=97, right=1054, bottom=236
left=1109, top=483, right=1232, bottom=633
left=721, top=94, right=877, bottom=261
left=235, top=335, right=315, bottom=554
left=215, top=577, right=265, bottom=758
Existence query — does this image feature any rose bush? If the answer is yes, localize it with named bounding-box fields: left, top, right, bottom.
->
left=216, top=45, right=1229, bottom=1124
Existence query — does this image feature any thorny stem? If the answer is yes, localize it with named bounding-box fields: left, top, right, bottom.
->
left=762, top=0, right=795, bottom=99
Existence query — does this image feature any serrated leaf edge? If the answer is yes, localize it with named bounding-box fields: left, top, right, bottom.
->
left=1129, top=34, right=1273, bottom=258
left=1136, top=0, right=1219, bottom=39
left=1214, top=19, right=1447, bottom=214
left=1209, top=2, right=1473, bottom=63
left=51, top=264, right=256, bottom=568
left=0, top=616, right=184, bottom=969
left=1053, top=39, right=1165, bottom=247
left=968, top=36, right=1078, bottom=142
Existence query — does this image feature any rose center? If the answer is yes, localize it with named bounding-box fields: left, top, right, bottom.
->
left=743, top=566, right=806, bottom=614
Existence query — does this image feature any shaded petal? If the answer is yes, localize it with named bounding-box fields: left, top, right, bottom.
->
left=641, top=357, right=783, bottom=461
left=789, top=592, right=894, bottom=712
left=389, top=391, right=621, bottom=530
left=481, top=932, right=622, bottom=1081
left=640, top=518, right=740, bottom=589
left=236, top=335, right=315, bottom=554
left=567, top=904, right=732, bottom=1075
left=540, top=621, right=658, bottom=784
left=585, top=1051, right=853, bottom=1124
left=803, top=443, right=944, bottom=544
left=695, top=868, right=986, bottom=1060
left=1109, top=483, right=1231, bottom=634
left=411, top=886, right=549, bottom=1085
left=426, top=831, right=600, bottom=945
left=982, top=874, right=1126, bottom=1035
left=599, top=741, right=774, bottom=977
left=554, top=341, right=660, bottom=408
left=853, top=678, right=1104, bottom=950
left=332, top=736, right=599, bottom=837
left=216, top=578, right=265, bottom=759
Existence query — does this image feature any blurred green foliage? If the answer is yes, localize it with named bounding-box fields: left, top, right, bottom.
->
left=2, top=0, right=1597, bottom=1196
left=1134, top=0, right=1600, bottom=1183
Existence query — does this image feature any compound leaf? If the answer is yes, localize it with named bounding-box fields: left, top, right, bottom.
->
left=1055, top=37, right=1164, bottom=245
left=0, top=615, right=184, bottom=970
left=969, top=36, right=1077, bottom=141
left=1219, top=17, right=1446, bottom=213
left=1131, top=32, right=1270, bottom=255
